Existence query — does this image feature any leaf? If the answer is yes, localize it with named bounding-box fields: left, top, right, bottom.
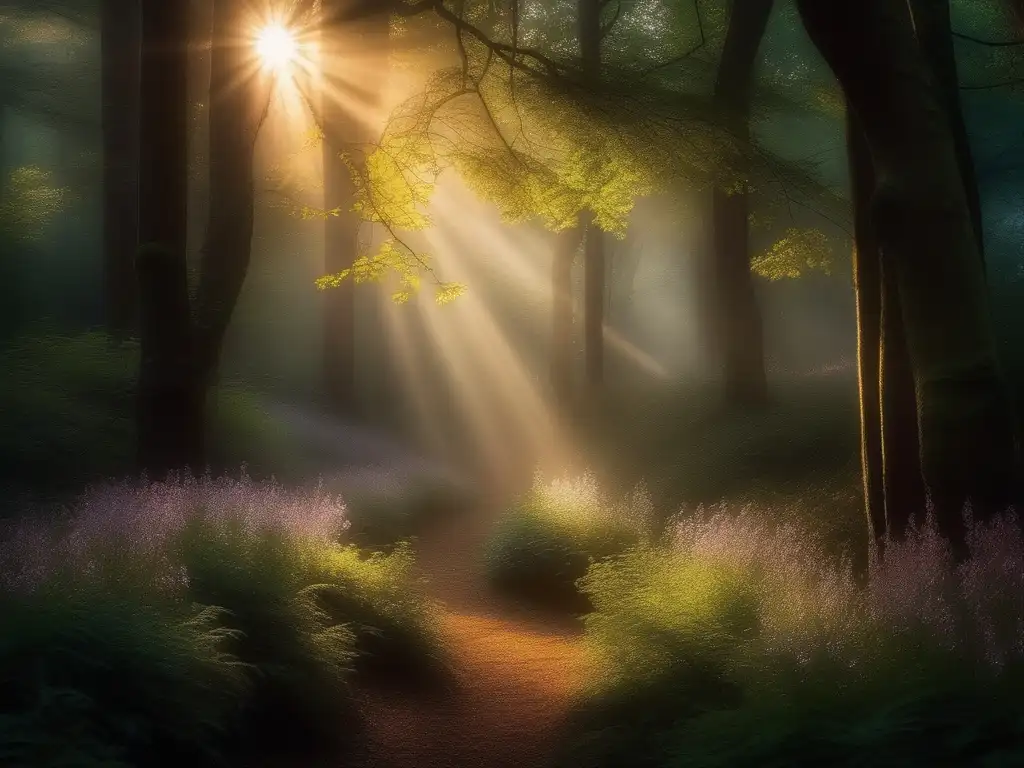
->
left=751, top=228, right=837, bottom=280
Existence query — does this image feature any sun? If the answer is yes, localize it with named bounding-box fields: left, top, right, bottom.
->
left=255, top=24, right=298, bottom=71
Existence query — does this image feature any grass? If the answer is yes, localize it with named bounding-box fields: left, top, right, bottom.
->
left=554, top=506, right=1024, bottom=768
left=0, top=473, right=448, bottom=767
left=484, top=471, right=652, bottom=613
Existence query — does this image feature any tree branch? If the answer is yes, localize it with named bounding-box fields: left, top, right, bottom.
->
left=600, top=0, right=623, bottom=40
left=952, top=30, right=1024, bottom=46
left=639, top=0, right=707, bottom=76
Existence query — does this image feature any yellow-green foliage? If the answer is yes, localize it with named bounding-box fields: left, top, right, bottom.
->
left=751, top=227, right=835, bottom=280
left=484, top=470, right=652, bottom=610
left=1, top=166, right=67, bottom=242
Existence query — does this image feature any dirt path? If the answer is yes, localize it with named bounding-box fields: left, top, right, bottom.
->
left=354, top=492, right=589, bottom=768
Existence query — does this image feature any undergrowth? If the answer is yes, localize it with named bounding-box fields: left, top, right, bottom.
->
left=0, top=473, right=446, bottom=767
left=0, top=330, right=305, bottom=512
left=557, top=505, right=1024, bottom=768
left=484, top=471, right=652, bottom=612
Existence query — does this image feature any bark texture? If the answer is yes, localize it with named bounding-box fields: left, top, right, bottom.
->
left=710, top=0, right=772, bottom=407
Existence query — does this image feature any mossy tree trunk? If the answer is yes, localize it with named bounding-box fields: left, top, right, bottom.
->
left=797, top=0, right=1019, bottom=557
left=710, top=0, right=772, bottom=408
left=101, top=0, right=141, bottom=340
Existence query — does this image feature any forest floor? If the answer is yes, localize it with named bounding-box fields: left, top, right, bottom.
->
left=351, top=490, right=590, bottom=768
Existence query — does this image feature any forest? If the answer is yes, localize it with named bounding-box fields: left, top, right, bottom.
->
left=2, top=0, right=1024, bottom=766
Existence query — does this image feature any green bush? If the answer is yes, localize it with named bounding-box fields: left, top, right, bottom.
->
left=556, top=508, right=1024, bottom=768
left=484, top=471, right=651, bottom=612
left=0, top=587, right=249, bottom=768
left=0, top=474, right=448, bottom=765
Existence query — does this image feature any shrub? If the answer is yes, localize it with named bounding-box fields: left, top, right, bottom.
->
left=484, top=471, right=651, bottom=612
left=0, top=473, right=446, bottom=765
left=558, top=506, right=1024, bottom=768
left=0, top=523, right=249, bottom=768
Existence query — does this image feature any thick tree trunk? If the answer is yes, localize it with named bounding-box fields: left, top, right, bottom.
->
left=850, top=108, right=926, bottom=546
left=878, top=249, right=927, bottom=539
left=906, top=0, right=984, bottom=260
left=551, top=226, right=582, bottom=403
left=578, top=0, right=605, bottom=388
left=847, top=111, right=886, bottom=548
left=796, top=0, right=1019, bottom=555
left=320, top=1, right=388, bottom=416
left=136, top=0, right=196, bottom=477
left=710, top=0, right=772, bottom=407
left=137, top=0, right=269, bottom=477
left=192, top=0, right=268, bottom=380
left=101, top=0, right=141, bottom=339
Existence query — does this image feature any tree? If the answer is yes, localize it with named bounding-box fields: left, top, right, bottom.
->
left=320, top=0, right=390, bottom=417
left=101, top=0, right=140, bottom=339
left=136, top=0, right=192, bottom=475
left=908, top=0, right=985, bottom=259
left=796, top=0, right=1019, bottom=557
left=136, top=0, right=272, bottom=476
left=579, top=0, right=605, bottom=388
left=709, top=0, right=773, bottom=407
left=847, top=110, right=924, bottom=549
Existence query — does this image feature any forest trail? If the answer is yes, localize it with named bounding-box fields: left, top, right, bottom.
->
left=353, top=491, right=590, bottom=768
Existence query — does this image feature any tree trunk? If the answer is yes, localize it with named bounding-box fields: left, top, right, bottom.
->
left=710, top=0, right=772, bottom=407
left=136, top=0, right=270, bottom=477
left=847, top=110, right=886, bottom=548
left=551, top=226, right=582, bottom=404
left=583, top=214, right=605, bottom=385
left=192, top=0, right=268, bottom=382
left=136, top=0, right=196, bottom=477
left=796, top=0, right=1019, bottom=556
left=879, top=246, right=927, bottom=539
left=101, top=0, right=141, bottom=340
left=320, top=1, right=388, bottom=417
left=578, top=0, right=605, bottom=388
left=849, top=108, right=927, bottom=547
left=906, top=0, right=984, bottom=260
